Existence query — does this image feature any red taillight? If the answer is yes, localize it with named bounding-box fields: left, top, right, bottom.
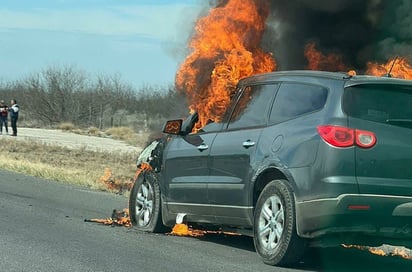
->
left=317, top=125, right=376, bottom=149
left=317, top=125, right=354, bottom=147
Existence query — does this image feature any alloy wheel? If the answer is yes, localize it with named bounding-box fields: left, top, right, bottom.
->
left=135, top=181, right=154, bottom=226
left=258, top=195, right=284, bottom=250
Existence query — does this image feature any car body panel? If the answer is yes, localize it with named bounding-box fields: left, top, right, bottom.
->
left=351, top=119, right=412, bottom=196
left=208, top=127, right=262, bottom=223
left=162, top=132, right=217, bottom=216
left=343, top=84, right=412, bottom=197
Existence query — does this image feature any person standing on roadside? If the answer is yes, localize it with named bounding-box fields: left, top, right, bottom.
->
left=9, top=99, right=19, bottom=136
left=0, top=100, right=8, bottom=135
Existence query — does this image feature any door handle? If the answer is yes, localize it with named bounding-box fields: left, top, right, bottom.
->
left=242, top=140, right=256, bottom=148
left=197, top=143, right=209, bottom=151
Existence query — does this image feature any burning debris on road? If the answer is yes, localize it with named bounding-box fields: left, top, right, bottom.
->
left=85, top=208, right=132, bottom=228
left=343, top=244, right=412, bottom=261
left=170, top=223, right=241, bottom=238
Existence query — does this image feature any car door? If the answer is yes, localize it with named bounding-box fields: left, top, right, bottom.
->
left=208, top=83, right=278, bottom=223
left=162, top=129, right=218, bottom=216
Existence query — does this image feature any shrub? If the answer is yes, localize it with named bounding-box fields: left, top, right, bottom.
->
left=105, top=127, right=135, bottom=140
left=59, top=122, right=75, bottom=131
left=87, top=126, right=100, bottom=136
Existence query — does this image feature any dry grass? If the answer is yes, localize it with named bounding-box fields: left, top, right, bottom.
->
left=0, top=137, right=138, bottom=195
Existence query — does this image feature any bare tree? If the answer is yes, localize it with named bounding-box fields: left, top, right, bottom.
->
left=0, top=65, right=188, bottom=130
left=21, top=65, right=88, bottom=125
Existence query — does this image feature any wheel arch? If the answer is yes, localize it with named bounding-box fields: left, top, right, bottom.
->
left=252, top=166, right=296, bottom=207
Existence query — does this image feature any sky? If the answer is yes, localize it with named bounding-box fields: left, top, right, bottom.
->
left=0, top=0, right=203, bottom=88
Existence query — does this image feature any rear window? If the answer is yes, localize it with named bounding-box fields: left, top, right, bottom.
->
left=343, top=84, right=412, bottom=129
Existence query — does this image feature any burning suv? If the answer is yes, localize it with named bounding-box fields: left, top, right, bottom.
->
left=129, top=70, right=412, bottom=266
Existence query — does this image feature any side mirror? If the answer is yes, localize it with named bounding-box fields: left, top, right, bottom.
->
left=162, top=119, right=183, bottom=135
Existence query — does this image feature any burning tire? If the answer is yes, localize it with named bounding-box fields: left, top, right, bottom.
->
left=129, top=171, right=167, bottom=232
left=253, top=180, right=306, bottom=266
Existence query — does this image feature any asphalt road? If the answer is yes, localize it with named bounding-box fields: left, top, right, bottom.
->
left=1, top=170, right=411, bottom=272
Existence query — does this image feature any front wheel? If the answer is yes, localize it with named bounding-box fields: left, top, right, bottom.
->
left=129, top=171, right=167, bottom=232
left=253, top=179, right=306, bottom=267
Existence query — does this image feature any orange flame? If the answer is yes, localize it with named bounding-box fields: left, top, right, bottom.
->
left=304, top=43, right=412, bottom=80
left=99, top=168, right=133, bottom=193
left=90, top=164, right=154, bottom=228
left=132, top=162, right=153, bottom=181
left=170, top=223, right=241, bottom=237
left=366, top=57, right=412, bottom=80
left=175, top=0, right=276, bottom=128
left=304, top=42, right=347, bottom=72
left=85, top=208, right=131, bottom=227
left=343, top=244, right=412, bottom=260
left=171, top=223, right=205, bottom=237
left=347, top=70, right=357, bottom=76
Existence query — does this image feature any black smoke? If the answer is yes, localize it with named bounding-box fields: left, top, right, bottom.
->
left=261, top=0, right=412, bottom=71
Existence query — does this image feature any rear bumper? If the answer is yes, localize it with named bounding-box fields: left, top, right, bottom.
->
left=295, top=194, right=412, bottom=243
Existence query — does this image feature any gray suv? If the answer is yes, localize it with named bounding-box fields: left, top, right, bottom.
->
left=129, top=70, right=412, bottom=266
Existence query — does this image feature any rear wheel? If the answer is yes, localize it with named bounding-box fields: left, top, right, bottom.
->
left=129, top=171, right=167, bottom=232
left=253, top=179, right=306, bottom=267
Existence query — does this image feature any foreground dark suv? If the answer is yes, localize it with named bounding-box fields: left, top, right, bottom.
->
left=129, top=70, right=412, bottom=266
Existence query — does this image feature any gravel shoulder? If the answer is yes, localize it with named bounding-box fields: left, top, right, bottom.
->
left=6, top=127, right=143, bottom=155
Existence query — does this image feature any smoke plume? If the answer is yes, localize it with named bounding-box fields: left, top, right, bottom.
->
left=175, top=0, right=412, bottom=123
left=263, top=0, right=412, bottom=71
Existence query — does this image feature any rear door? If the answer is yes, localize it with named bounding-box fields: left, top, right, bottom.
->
left=343, top=84, right=412, bottom=196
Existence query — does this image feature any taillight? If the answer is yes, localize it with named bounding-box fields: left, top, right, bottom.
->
left=355, top=129, right=377, bottom=148
left=317, top=125, right=376, bottom=149
left=317, top=125, right=354, bottom=147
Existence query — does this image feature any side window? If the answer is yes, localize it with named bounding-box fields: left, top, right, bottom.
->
left=270, top=83, right=327, bottom=124
left=227, top=84, right=278, bottom=130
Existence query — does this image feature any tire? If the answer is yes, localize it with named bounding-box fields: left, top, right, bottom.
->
left=129, top=171, right=167, bottom=233
left=253, top=179, right=306, bottom=267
